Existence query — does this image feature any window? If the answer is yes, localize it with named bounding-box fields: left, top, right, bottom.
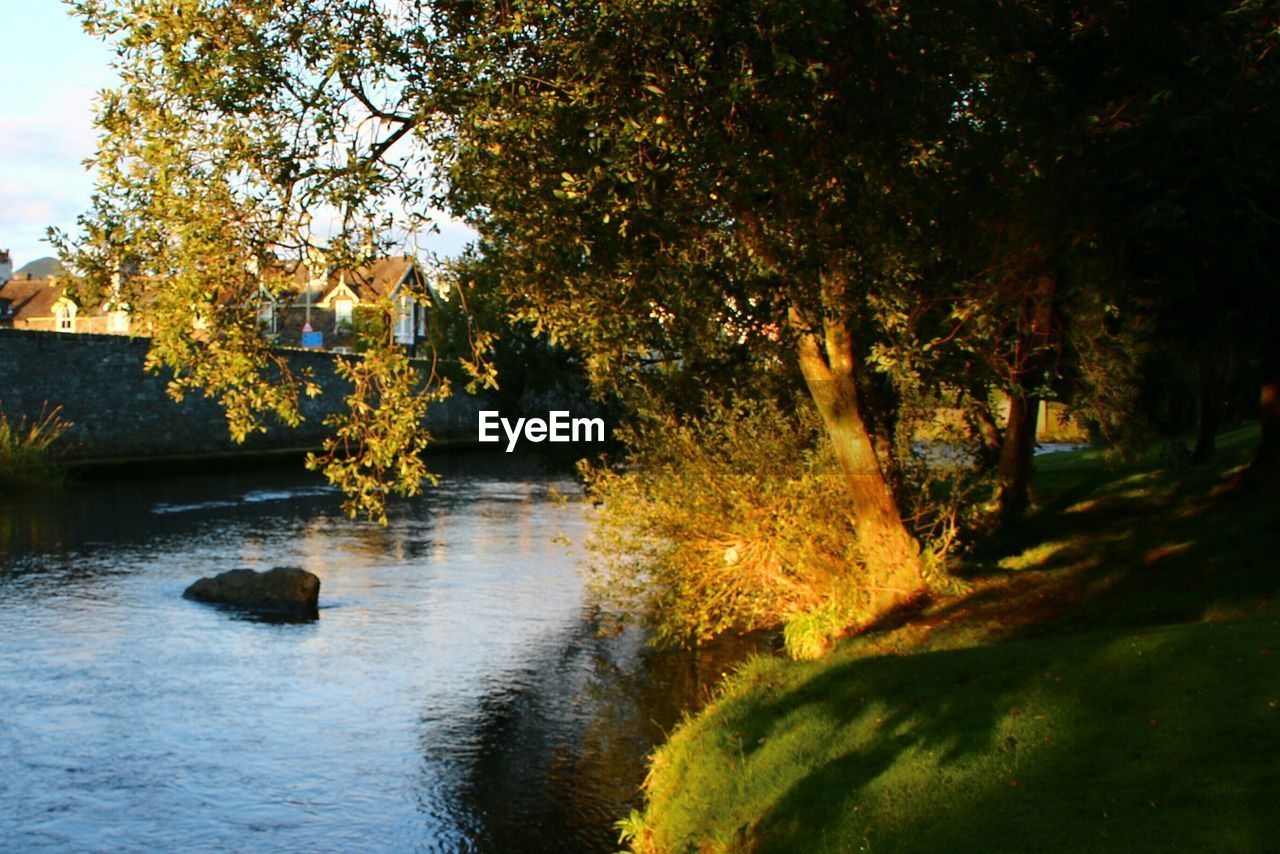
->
left=258, top=301, right=276, bottom=334
left=56, top=304, right=75, bottom=332
left=334, top=298, right=353, bottom=329
left=394, top=296, right=414, bottom=344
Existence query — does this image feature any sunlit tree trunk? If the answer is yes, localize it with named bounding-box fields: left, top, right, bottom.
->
left=996, top=391, right=1041, bottom=519
left=791, top=307, right=926, bottom=622
left=995, top=272, right=1057, bottom=520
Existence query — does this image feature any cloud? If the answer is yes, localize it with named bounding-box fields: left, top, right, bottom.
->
left=0, top=77, right=103, bottom=162
left=0, top=83, right=105, bottom=265
left=16, top=201, right=57, bottom=222
left=0, top=156, right=96, bottom=266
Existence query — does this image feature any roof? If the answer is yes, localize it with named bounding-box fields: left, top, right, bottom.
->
left=269, top=255, right=422, bottom=307
left=339, top=256, right=418, bottom=301
left=0, top=278, right=68, bottom=321
left=260, top=255, right=419, bottom=299
left=0, top=278, right=110, bottom=323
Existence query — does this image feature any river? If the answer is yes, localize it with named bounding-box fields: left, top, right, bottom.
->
left=0, top=454, right=759, bottom=852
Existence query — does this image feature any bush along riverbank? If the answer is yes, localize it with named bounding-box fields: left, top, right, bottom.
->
left=621, top=425, right=1280, bottom=853
left=0, top=405, right=72, bottom=491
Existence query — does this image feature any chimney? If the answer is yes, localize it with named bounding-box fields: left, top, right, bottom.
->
left=0, top=250, right=12, bottom=285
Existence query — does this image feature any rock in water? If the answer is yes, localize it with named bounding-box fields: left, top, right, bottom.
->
left=183, top=567, right=320, bottom=614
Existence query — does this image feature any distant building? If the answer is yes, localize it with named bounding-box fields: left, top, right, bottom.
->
left=263, top=255, right=435, bottom=350
left=0, top=276, right=82, bottom=331
left=0, top=251, right=439, bottom=350
left=0, top=254, right=92, bottom=331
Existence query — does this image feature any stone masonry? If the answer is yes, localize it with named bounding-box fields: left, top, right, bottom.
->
left=0, top=329, right=484, bottom=462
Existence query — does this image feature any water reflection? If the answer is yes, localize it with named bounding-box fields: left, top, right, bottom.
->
left=431, top=611, right=765, bottom=852
left=0, top=454, right=765, bottom=851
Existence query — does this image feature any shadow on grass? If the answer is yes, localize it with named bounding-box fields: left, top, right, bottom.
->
left=639, top=426, right=1280, bottom=853
left=718, top=618, right=1279, bottom=853
left=928, top=425, right=1279, bottom=643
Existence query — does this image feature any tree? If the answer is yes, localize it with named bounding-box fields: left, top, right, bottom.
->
left=436, top=0, right=1027, bottom=618
left=63, top=0, right=448, bottom=519
left=1104, top=0, right=1280, bottom=474
left=934, top=0, right=1280, bottom=512
left=68, top=0, right=1001, bottom=624
left=65, top=0, right=1279, bottom=627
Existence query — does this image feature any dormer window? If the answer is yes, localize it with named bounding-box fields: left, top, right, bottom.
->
left=334, top=298, right=353, bottom=329
left=394, top=295, right=414, bottom=344
left=258, top=301, right=277, bottom=333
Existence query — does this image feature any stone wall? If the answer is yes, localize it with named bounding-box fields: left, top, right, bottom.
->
left=0, top=329, right=485, bottom=462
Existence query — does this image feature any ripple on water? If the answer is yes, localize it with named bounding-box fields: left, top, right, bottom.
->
left=0, top=460, right=763, bottom=852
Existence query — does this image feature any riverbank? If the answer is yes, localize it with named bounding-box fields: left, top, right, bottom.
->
left=623, top=425, right=1279, bottom=852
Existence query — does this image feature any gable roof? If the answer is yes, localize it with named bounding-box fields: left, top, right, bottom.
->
left=0, top=278, right=111, bottom=324
left=0, top=278, right=67, bottom=321
left=267, top=255, right=421, bottom=306
left=319, top=256, right=419, bottom=304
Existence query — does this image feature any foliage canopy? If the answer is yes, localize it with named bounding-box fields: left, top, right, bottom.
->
left=62, top=0, right=1280, bottom=629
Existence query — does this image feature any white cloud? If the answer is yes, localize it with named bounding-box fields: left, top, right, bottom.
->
left=0, top=4, right=113, bottom=266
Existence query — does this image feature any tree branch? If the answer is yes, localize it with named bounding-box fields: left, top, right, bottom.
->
left=340, top=70, right=415, bottom=123
left=369, top=117, right=420, bottom=164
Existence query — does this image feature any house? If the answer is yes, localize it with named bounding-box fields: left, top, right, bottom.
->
left=0, top=254, right=130, bottom=334
left=0, top=276, right=125, bottom=334
left=259, top=254, right=435, bottom=351
left=0, top=250, right=438, bottom=351
left=0, top=250, right=14, bottom=324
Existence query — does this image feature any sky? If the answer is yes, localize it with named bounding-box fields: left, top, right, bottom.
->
left=0, top=1, right=473, bottom=271
left=0, top=1, right=115, bottom=268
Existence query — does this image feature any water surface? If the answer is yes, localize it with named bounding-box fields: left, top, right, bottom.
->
left=0, top=455, right=757, bottom=852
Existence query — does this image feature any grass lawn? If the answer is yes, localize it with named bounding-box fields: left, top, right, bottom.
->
left=623, top=425, right=1280, bottom=853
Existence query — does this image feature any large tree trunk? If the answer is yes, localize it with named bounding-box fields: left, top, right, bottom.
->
left=1191, top=351, right=1226, bottom=464
left=791, top=308, right=926, bottom=622
left=996, top=392, right=1041, bottom=519
left=994, top=272, right=1057, bottom=520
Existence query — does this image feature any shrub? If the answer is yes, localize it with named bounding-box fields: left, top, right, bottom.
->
left=582, top=396, right=881, bottom=653
left=0, top=404, right=73, bottom=490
